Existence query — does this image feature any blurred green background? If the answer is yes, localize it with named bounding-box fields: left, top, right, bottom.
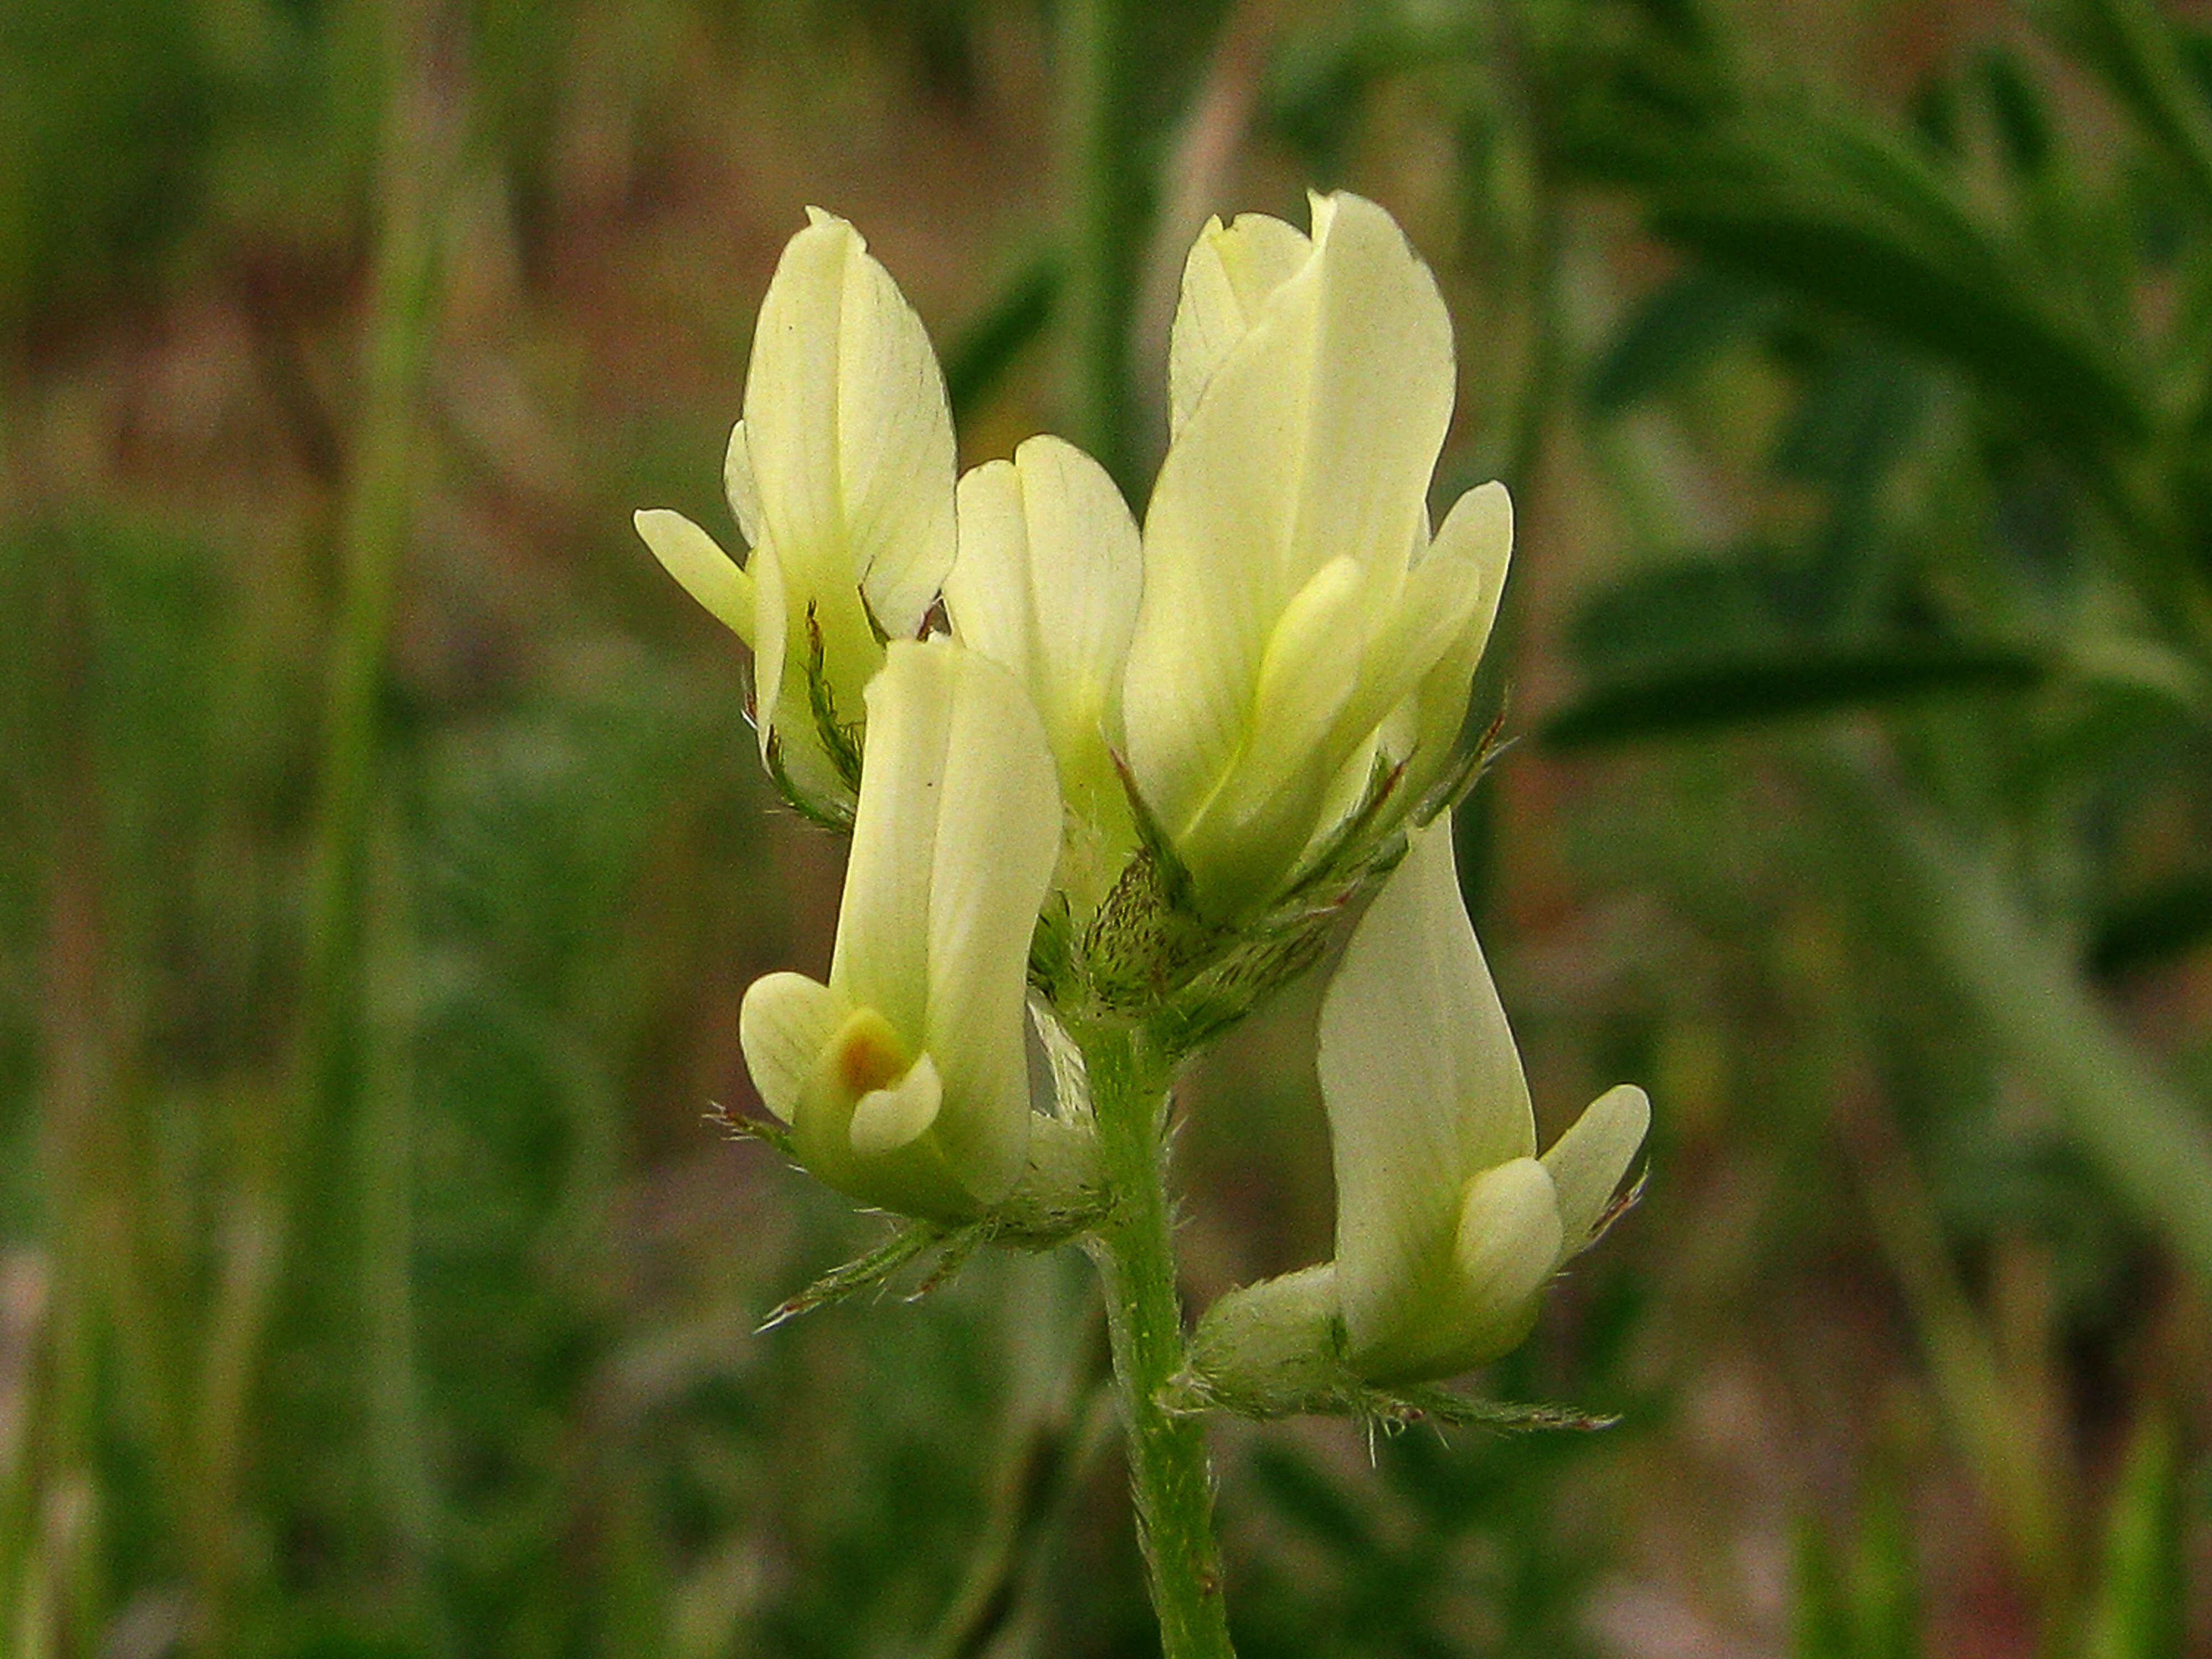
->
left=3, top=0, right=2210, bottom=1653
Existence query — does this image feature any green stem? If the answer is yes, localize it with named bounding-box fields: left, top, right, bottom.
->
left=1076, top=1022, right=1236, bottom=1659
left=1839, top=1101, right=2071, bottom=1626
left=1060, top=0, right=1141, bottom=495
left=12, top=535, right=113, bottom=1659
left=193, top=2, right=456, bottom=1642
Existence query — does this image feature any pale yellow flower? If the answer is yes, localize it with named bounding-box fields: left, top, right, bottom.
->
left=636, top=208, right=957, bottom=820
left=1120, top=192, right=1512, bottom=921
left=1193, top=813, right=1646, bottom=1390
left=945, top=434, right=1144, bottom=914
left=738, top=638, right=1062, bottom=1220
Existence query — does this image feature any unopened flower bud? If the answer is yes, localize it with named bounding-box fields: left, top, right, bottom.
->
left=637, top=208, right=957, bottom=823
left=1120, top=194, right=1513, bottom=922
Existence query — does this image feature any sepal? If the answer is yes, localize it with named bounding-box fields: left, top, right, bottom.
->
left=1178, top=1267, right=1616, bottom=1431
left=752, top=1118, right=1109, bottom=1332
left=1021, top=724, right=1533, bottom=1057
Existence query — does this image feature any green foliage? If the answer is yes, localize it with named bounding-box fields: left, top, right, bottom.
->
left=1227, top=1429, right=1614, bottom=1659
left=1791, top=1483, right=1923, bottom=1659
left=0, top=0, right=214, bottom=342
left=4, top=0, right=2210, bottom=1654
left=1543, top=644, right=2051, bottom=748
left=2082, top=1418, right=2187, bottom=1659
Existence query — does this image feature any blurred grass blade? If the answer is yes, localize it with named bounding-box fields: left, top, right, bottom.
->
left=1541, top=643, right=2048, bottom=748
left=194, top=1, right=462, bottom=1644
left=1849, top=1481, right=1923, bottom=1659
left=2089, top=874, right=2212, bottom=978
left=2083, top=1416, right=2185, bottom=1659
left=1843, top=1100, right=2065, bottom=1605
left=1587, top=267, right=1777, bottom=413
left=2065, top=0, right=2212, bottom=215
left=943, top=253, right=1059, bottom=425
left=1792, top=1515, right=1852, bottom=1659
left=1806, top=743, right=2212, bottom=1284
left=1246, top=1444, right=1376, bottom=1557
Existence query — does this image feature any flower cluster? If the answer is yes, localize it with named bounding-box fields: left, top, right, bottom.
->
left=638, top=193, right=1645, bottom=1392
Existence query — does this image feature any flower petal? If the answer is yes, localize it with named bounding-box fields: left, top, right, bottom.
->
left=1344, top=1157, right=1563, bottom=1385
left=634, top=509, right=756, bottom=645
left=723, top=419, right=763, bottom=547
left=1320, top=812, right=1536, bottom=1357
left=915, top=649, right=1063, bottom=1202
left=1167, top=211, right=1312, bottom=437
left=1125, top=191, right=1457, bottom=877
left=829, top=641, right=950, bottom=1040
left=1173, top=555, right=1372, bottom=914
left=947, top=434, right=1142, bottom=802
left=831, top=639, right=1062, bottom=1206
left=789, top=1002, right=971, bottom=1217
left=743, top=209, right=957, bottom=640
left=1541, top=1083, right=1650, bottom=1259
left=1404, top=481, right=1512, bottom=782
left=946, top=458, right=1035, bottom=682
left=1441, top=1157, right=1564, bottom=1359
left=848, top=1051, right=945, bottom=1157
left=738, top=971, right=848, bottom=1123
left=1237, top=556, right=1370, bottom=801
left=1330, top=491, right=1504, bottom=780
left=1423, top=481, right=1512, bottom=656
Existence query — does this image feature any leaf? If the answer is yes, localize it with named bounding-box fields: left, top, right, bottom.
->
left=1588, top=267, right=1780, bottom=413
left=1541, top=644, right=2050, bottom=748
left=755, top=1221, right=951, bottom=1332
left=1574, top=84, right=2146, bottom=442
left=2083, top=1416, right=2185, bottom=1659
left=2089, top=874, right=2212, bottom=978
left=942, top=253, right=1058, bottom=424
left=1976, top=45, right=2055, bottom=178
left=1651, top=182, right=2141, bottom=444
left=1569, top=550, right=1798, bottom=667
left=2065, top=0, right=2212, bottom=217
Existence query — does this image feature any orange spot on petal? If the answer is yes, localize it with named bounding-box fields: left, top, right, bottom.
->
left=836, top=1020, right=910, bottom=1096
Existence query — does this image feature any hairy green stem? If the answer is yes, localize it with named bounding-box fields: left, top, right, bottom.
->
left=1077, top=1022, right=1236, bottom=1659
